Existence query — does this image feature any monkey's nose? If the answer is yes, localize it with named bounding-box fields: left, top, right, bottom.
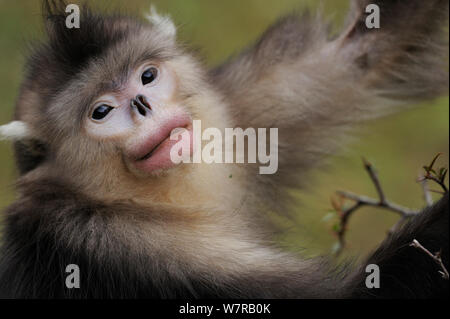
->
left=131, top=94, right=152, bottom=117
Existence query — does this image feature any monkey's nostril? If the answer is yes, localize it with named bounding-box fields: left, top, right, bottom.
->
left=131, top=99, right=147, bottom=117
left=136, top=95, right=151, bottom=110
left=131, top=95, right=152, bottom=117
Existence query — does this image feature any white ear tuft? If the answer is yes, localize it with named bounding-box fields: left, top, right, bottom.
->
left=145, top=5, right=177, bottom=40
left=0, top=121, right=31, bottom=141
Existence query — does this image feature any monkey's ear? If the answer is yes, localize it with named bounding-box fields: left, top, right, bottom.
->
left=145, top=5, right=177, bottom=42
left=0, top=121, right=31, bottom=141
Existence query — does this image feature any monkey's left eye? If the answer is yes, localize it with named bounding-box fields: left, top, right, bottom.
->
left=141, top=67, right=158, bottom=85
left=91, top=104, right=114, bottom=121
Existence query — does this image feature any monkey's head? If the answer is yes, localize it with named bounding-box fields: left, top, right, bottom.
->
left=10, top=2, right=229, bottom=202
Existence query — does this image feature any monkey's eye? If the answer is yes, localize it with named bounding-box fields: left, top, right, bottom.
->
left=141, top=67, right=158, bottom=85
left=91, top=104, right=114, bottom=121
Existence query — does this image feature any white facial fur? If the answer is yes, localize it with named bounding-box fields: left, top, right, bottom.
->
left=84, top=62, right=192, bottom=173
left=86, top=63, right=177, bottom=138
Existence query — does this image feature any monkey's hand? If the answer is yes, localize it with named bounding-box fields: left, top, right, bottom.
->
left=213, top=0, right=449, bottom=128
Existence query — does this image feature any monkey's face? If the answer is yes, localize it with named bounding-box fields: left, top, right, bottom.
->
left=16, top=12, right=228, bottom=194
left=84, top=61, right=193, bottom=175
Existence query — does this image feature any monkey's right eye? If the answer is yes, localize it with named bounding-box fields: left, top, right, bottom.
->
left=141, top=67, right=158, bottom=85
left=91, top=105, right=114, bottom=121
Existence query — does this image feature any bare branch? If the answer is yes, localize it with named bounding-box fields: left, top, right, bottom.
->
left=424, top=175, right=448, bottom=193
left=333, top=158, right=419, bottom=256
left=363, top=157, right=386, bottom=203
left=330, top=154, right=447, bottom=257
left=334, top=202, right=362, bottom=255
left=420, top=178, right=434, bottom=207
left=336, top=190, right=418, bottom=217
left=420, top=153, right=448, bottom=193
left=410, top=239, right=449, bottom=280
left=338, top=158, right=418, bottom=216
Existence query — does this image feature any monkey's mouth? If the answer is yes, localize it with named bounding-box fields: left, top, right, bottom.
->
left=137, top=125, right=189, bottom=161
left=132, top=118, right=193, bottom=173
left=138, top=138, right=168, bottom=161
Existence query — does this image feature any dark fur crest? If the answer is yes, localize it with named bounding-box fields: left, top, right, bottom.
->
left=35, top=1, right=140, bottom=100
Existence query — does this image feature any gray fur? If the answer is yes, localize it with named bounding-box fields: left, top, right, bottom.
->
left=212, top=0, right=449, bottom=210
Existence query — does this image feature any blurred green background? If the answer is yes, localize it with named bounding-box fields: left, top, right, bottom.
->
left=0, top=0, right=448, bottom=260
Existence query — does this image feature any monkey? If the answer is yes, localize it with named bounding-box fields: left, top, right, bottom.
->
left=0, top=0, right=448, bottom=298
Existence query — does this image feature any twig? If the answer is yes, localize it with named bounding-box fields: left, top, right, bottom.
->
left=420, top=178, right=434, bottom=207
left=363, top=158, right=386, bottom=203
left=336, top=190, right=418, bottom=217
left=334, top=202, right=362, bottom=255
left=424, top=175, right=448, bottom=193
left=334, top=158, right=419, bottom=256
left=420, top=153, right=448, bottom=193
left=410, top=239, right=449, bottom=280
left=331, top=154, right=447, bottom=256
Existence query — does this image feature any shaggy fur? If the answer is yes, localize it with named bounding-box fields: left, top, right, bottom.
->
left=0, top=0, right=448, bottom=298
left=0, top=179, right=447, bottom=298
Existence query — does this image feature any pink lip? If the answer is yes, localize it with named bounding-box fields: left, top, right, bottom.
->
left=131, top=116, right=193, bottom=173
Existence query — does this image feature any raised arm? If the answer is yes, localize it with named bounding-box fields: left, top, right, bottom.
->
left=211, top=0, right=449, bottom=189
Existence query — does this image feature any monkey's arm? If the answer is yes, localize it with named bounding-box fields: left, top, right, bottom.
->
left=212, top=0, right=448, bottom=183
